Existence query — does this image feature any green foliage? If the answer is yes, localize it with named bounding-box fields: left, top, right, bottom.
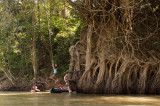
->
left=153, top=5, right=159, bottom=12
left=0, top=71, right=4, bottom=78
left=0, top=0, right=85, bottom=80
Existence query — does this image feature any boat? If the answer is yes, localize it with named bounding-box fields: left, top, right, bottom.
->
left=50, top=88, right=69, bottom=93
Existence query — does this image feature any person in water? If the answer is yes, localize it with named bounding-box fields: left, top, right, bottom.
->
left=64, top=72, right=72, bottom=93
left=31, top=84, right=40, bottom=92
left=64, top=72, right=68, bottom=85
left=51, top=64, right=58, bottom=83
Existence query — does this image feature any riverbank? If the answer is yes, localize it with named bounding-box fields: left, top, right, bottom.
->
left=0, top=75, right=66, bottom=91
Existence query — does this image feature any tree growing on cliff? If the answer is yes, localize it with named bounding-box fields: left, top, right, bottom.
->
left=66, top=0, right=160, bottom=94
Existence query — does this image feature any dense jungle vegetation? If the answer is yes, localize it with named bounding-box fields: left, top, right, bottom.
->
left=0, top=0, right=85, bottom=90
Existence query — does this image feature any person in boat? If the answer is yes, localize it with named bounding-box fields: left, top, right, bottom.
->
left=57, top=84, right=64, bottom=89
left=31, top=84, right=40, bottom=92
left=51, top=64, right=58, bottom=83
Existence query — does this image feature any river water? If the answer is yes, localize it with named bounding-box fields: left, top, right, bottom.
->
left=0, top=91, right=160, bottom=106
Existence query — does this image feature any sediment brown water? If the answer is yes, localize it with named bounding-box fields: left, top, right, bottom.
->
left=0, top=92, right=159, bottom=106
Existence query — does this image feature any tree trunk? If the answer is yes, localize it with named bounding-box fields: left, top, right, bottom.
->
left=31, top=1, right=38, bottom=82
left=31, top=36, right=38, bottom=81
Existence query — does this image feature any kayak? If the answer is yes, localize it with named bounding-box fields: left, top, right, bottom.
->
left=50, top=88, right=68, bottom=93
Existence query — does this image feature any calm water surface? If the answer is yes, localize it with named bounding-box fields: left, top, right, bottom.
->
left=0, top=91, right=160, bottom=106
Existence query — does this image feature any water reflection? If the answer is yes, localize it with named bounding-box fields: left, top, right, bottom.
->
left=0, top=92, right=159, bottom=106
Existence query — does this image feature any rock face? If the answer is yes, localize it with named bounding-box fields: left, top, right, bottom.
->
left=68, top=41, right=86, bottom=92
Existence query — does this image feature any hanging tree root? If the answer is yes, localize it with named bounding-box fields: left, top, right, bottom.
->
left=66, top=0, right=160, bottom=94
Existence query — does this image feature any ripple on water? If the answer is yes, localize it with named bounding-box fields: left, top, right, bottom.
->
left=0, top=92, right=159, bottom=106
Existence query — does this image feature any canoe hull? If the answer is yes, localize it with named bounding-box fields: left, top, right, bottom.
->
left=50, top=88, right=68, bottom=93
